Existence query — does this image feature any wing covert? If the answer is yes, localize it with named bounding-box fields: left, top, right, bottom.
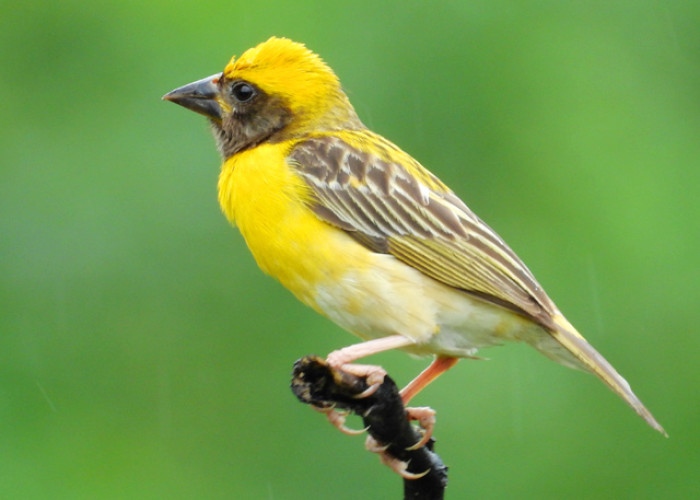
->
left=288, top=132, right=557, bottom=329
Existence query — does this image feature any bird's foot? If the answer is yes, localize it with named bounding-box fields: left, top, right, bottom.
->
left=326, top=350, right=387, bottom=399
left=365, top=435, right=430, bottom=479
left=405, top=406, right=436, bottom=450
left=313, top=404, right=368, bottom=436
left=362, top=405, right=435, bottom=478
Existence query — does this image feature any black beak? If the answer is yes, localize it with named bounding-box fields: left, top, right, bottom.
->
left=162, top=73, right=223, bottom=120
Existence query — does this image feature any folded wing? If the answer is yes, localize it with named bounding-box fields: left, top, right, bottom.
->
left=288, top=132, right=557, bottom=330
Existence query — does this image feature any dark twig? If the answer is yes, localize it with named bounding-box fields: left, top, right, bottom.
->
left=291, top=355, right=448, bottom=500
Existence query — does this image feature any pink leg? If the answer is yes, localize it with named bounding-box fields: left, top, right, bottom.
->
left=400, top=356, right=459, bottom=404
left=399, top=356, right=459, bottom=450
left=321, top=339, right=460, bottom=460
left=326, top=335, right=415, bottom=397
left=320, top=335, right=415, bottom=432
left=327, top=335, right=416, bottom=365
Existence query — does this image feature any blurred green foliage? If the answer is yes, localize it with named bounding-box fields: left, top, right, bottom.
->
left=1, top=1, right=699, bottom=498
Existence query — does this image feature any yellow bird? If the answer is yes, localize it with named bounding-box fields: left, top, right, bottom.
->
left=164, top=37, right=665, bottom=440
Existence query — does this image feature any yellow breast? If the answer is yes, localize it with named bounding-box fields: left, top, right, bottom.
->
left=217, top=141, right=358, bottom=311
left=216, top=142, right=532, bottom=355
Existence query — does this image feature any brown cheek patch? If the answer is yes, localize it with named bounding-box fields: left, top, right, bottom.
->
left=218, top=92, right=293, bottom=157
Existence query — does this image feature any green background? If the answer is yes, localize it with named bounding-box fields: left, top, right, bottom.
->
left=2, top=1, right=698, bottom=498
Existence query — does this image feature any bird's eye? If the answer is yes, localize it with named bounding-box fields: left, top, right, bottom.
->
left=230, top=82, right=256, bottom=103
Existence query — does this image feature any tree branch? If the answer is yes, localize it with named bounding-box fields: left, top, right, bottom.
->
left=291, top=355, right=448, bottom=499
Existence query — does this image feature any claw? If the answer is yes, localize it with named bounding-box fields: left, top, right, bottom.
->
left=312, top=402, right=337, bottom=413
left=365, top=431, right=431, bottom=479
left=364, top=435, right=390, bottom=453
left=352, top=381, right=381, bottom=399
left=379, top=454, right=430, bottom=480
left=406, top=427, right=432, bottom=451
left=324, top=358, right=387, bottom=400
left=313, top=405, right=368, bottom=436
left=405, top=406, right=436, bottom=451
left=339, top=423, right=369, bottom=436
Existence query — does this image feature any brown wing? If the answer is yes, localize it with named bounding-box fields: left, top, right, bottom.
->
left=288, top=132, right=557, bottom=330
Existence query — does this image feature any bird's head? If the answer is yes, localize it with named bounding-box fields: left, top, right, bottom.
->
left=163, top=37, right=363, bottom=158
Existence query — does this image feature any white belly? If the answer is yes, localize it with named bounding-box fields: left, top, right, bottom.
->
left=313, top=252, right=543, bottom=358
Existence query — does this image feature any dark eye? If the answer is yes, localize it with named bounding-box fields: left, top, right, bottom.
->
left=230, top=82, right=256, bottom=103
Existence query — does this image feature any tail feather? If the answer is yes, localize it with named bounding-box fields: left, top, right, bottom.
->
left=551, top=314, right=667, bottom=436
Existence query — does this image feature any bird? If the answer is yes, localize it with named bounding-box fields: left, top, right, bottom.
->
left=163, top=37, right=666, bottom=451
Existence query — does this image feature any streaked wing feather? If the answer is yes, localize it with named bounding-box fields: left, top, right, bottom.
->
left=289, top=133, right=556, bottom=329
